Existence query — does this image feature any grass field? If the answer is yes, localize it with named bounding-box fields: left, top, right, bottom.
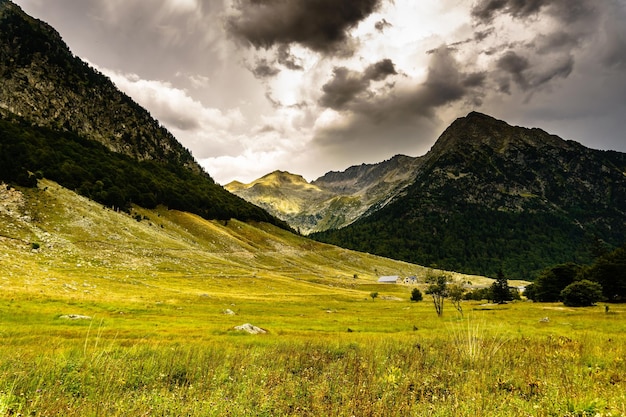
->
left=1, top=181, right=625, bottom=416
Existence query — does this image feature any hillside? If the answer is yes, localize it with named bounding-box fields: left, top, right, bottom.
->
left=0, top=179, right=489, bottom=301
left=0, top=0, right=281, bottom=225
left=226, top=155, right=422, bottom=234
left=313, top=112, right=626, bottom=280
left=0, top=0, right=195, bottom=169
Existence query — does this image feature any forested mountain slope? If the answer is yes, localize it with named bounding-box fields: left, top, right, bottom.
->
left=313, top=112, right=626, bottom=280
left=0, top=0, right=282, bottom=225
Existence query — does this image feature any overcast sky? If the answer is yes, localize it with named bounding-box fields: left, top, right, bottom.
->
left=13, top=0, right=626, bottom=184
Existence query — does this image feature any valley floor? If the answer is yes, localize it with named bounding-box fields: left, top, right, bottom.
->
left=1, top=181, right=624, bottom=416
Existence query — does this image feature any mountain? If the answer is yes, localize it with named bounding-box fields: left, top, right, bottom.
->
left=226, top=155, right=422, bottom=234
left=0, top=0, right=281, bottom=225
left=311, top=112, right=626, bottom=280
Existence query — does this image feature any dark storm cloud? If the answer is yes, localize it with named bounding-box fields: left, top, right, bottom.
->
left=251, top=58, right=281, bottom=79
left=319, top=59, right=397, bottom=110
left=315, top=47, right=486, bottom=147
left=277, top=45, right=304, bottom=71
left=363, top=59, right=397, bottom=81
left=472, top=0, right=545, bottom=22
left=497, top=51, right=530, bottom=90
left=472, top=0, right=596, bottom=24
left=311, top=47, right=490, bottom=171
left=417, top=47, right=485, bottom=109
left=226, top=0, right=384, bottom=55
left=374, top=18, right=392, bottom=32
left=496, top=49, right=573, bottom=93
left=533, top=31, right=581, bottom=55
left=331, top=47, right=485, bottom=119
left=470, top=0, right=608, bottom=99
left=319, top=67, right=371, bottom=110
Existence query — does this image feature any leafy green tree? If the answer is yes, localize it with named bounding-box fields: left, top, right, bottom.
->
left=463, top=287, right=492, bottom=301
left=447, top=283, right=466, bottom=316
left=584, top=244, right=626, bottom=302
left=560, top=280, right=604, bottom=307
left=410, top=288, right=423, bottom=302
left=532, top=263, right=582, bottom=302
left=425, top=272, right=448, bottom=317
left=490, top=269, right=513, bottom=304
left=370, top=292, right=378, bottom=301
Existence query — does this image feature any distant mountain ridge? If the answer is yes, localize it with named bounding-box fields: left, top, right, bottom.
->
left=313, top=112, right=626, bottom=279
left=0, top=0, right=283, bottom=226
left=232, top=111, right=625, bottom=279
left=226, top=154, right=422, bottom=234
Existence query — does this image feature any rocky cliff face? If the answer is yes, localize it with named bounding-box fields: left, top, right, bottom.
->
left=0, top=0, right=200, bottom=172
left=226, top=155, right=422, bottom=234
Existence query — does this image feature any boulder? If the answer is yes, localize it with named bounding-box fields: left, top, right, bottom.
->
left=234, top=323, right=267, bottom=334
left=59, top=314, right=92, bottom=320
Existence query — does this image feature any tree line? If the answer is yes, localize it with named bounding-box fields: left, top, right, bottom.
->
left=0, top=117, right=289, bottom=228
left=411, top=243, right=625, bottom=317
left=524, top=243, right=626, bottom=305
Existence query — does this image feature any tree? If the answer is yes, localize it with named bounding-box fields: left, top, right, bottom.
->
left=447, top=283, right=466, bottom=317
left=560, top=280, right=604, bottom=307
left=532, top=263, right=582, bottom=302
left=425, top=272, right=448, bottom=317
left=463, top=287, right=492, bottom=301
left=490, top=269, right=513, bottom=304
left=370, top=292, right=379, bottom=301
left=410, top=288, right=423, bottom=302
left=584, top=244, right=626, bottom=302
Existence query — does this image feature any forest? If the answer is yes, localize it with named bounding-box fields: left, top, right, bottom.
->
left=0, top=116, right=285, bottom=226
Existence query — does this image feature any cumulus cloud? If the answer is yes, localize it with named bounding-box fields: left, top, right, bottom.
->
left=93, top=64, right=246, bottom=159
left=226, top=0, right=384, bottom=56
left=312, top=47, right=487, bottom=165
left=18, top=0, right=626, bottom=185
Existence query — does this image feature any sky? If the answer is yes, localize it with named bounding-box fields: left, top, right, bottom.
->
left=12, top=0, right=626, bottom=184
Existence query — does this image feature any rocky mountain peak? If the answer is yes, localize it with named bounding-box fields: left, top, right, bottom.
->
left=429, top=111, right=568, bottom=159
left=259, top=171, right=311, bottom=187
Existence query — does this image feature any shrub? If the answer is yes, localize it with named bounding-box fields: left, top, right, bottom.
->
left=410, top=288, right=423, bottom=302
left=560, top=280, right=604, bottom=307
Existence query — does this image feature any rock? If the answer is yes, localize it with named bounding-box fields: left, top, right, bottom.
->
left=59, top=314, right=92, bottom=320
left=223, top=309, right=236, bottom=315
left=234, top=323, right=266, bottom=334
left=539, top=317, right=550, bottom=323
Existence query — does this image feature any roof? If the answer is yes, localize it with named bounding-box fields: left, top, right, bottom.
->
left=378, top=275, right=399, bottom=283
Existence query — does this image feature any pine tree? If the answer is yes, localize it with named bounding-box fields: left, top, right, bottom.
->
left=491, top=269, right=512, bottom=304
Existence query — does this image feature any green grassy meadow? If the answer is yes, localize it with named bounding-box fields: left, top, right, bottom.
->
left=1, top=181, right=625, bottom=416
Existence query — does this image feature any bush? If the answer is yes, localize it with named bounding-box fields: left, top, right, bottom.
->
left=560, top=280, right=604, bottom=307
left=410, top=288, right=423, bottom=302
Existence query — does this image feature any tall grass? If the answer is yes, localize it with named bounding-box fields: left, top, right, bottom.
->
left=2, top=315, right=625, bottom=416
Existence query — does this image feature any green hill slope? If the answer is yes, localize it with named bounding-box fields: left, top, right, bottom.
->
left=1, top=179, right=489, bottom=305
